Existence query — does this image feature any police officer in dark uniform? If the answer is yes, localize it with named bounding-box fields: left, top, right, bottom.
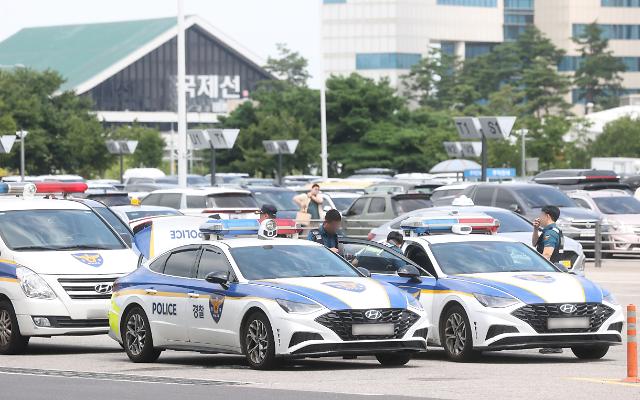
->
left=532, top=205, right=564, bottom=355
left=307, top=209, right=342, bottom=253
left=532, top=205, right=563, bottom=263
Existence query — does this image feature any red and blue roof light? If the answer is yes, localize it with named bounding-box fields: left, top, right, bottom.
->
left=400, top=211, right=499, bottom=237
left=0, top=181, right=87, bottom=196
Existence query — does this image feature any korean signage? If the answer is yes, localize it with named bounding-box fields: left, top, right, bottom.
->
left=463, top=168, right=516, bottom=179
left=173, top=75, right=243, bottom=113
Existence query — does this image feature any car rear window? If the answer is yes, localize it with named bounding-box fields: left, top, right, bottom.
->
left=207, top=194, right=258, bottom=208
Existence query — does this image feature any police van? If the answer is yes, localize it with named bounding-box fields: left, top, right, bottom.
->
left=0, top=182, right=138, bottom=354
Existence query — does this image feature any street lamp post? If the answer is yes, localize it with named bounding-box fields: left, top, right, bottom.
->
left=15, top=130, right=28, bottom=181
left=518, top=129, right=529, bottom=178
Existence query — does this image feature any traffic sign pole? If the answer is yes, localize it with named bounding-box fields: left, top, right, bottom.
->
left=481, top=134, right=487, bottom=182
left=210, top=144, right=216, bottom=186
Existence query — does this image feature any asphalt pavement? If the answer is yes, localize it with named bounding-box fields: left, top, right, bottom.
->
left=0, top=260, right=638, bottom=400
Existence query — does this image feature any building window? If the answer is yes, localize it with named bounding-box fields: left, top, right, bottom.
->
left=436, top=0, right=497, bottom=7
left=440, top=41, right=456, bottom=56
left=602, top=0, right=640, bottom=7
left=323, top=0, right=346, bottom=3
left=504, top=0, right=534, bottom=9
left=574, top=24, right=640, bottom=40
left=560, top=56, right=638, bottom=72
left=356, top=53, right=422, bottom=70
left=572, top=88, right=640, bottom=104
left=465, top=42, right=496, bottom=58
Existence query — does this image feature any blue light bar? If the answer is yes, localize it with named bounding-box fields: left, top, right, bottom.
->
left=0, top=182, right=7, bottom=194
left=200, top=219, right=260, bottom=238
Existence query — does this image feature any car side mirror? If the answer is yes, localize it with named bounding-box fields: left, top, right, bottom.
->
left=357, top=267, right=371, bottom=277
left=323, top=205, right=332, bottom=212
left=397, top=264, right=421, bottom=282
left=205, top=271, right=230, bottom=289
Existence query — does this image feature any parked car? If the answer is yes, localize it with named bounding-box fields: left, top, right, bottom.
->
left=205, top=172, right=249, bottom=184
left=365, top=180, right=445, bottom=197
left=532, top=169, right=631, bottom=192
left=341, top=193, right=432, bottom=237
left=140, top=187, right=259, bottom=219
left=568, top=190, right=640, bottom=254
left=247, top=186, right=300, bottom=219
left=430, top=183, right=474, bottom=206
left=154, top=174, right=209, bottom=187
left=325, top=191, right=360, bottom=213
left=368, top=204, right=586, bottom=274
left=461, top=183, right=601, bottom=249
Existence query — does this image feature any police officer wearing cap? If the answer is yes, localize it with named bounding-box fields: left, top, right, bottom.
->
left=307, top=209, right=341, bottom=253
left=532, top=205, right=564, bottom=263
left=258, top=204, right=278, bottom=222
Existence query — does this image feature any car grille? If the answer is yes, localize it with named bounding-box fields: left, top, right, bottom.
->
left=315, top=309, right=420, bottom=341
left=57, top=276, right=118, bottom=300
left=568, top=220, right=598, bottom=232
left=47, top=317, right=109, bottom=328
left=512, top=303, right=614, bottom=333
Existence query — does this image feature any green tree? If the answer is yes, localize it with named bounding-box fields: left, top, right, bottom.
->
left=572, top=22, right=626, bottom=112
left=589, top=117, right=640, bottom=157
left=111, top=125, right=165, bottom=168
left=0, top=68, right=111, bottom=177
left=264, top=43, right=311, bottom=87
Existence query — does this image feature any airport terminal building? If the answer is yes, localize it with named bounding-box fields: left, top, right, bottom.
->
left=0, top=16, right=273, bottom=129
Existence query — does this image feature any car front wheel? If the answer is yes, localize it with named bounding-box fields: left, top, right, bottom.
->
left=0, top=300, right=29, bottom=355
left=122, top=307, right=161, bottom=363
left=440, top=304, right=479, bottom=362
left=242, top=311, right=278, bottom=370
left=571, top=344, right=609, bottom=360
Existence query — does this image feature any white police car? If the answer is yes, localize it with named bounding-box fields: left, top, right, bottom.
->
left=0, top=182, right=138, bottom=354
left=108, top=218, right=430, bottom=369
left=341, top=211, right=624, bottom=361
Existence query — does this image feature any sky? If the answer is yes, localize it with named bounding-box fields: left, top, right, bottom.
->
left=0, top=0, right=322, bottom=87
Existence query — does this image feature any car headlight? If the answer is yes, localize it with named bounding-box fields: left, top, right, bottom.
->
left=473, top=293, right=519, bottom=308
left=404, top=292, right=423, bottom=311
left=276, top=299, right=323, bottom=314
left=16, top=267, right=57, bottom=300
left=603, top=292, right=618, bottom=305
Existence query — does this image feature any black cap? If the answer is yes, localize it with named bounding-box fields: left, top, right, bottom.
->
left=260, top=204, right=278, bottom=217
left=541, top=205, right=560, bottom=222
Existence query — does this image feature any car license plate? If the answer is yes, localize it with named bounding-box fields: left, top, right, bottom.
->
left=580, top=230, right=595, bottom=237
left=547, top=317, right=590, bottom=330
left=352, top=323, right=394, bottom=336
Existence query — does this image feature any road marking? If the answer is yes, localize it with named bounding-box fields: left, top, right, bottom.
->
left=0, top=367, right=252, bottom=386
left=567, top=377, right=640, bottom=388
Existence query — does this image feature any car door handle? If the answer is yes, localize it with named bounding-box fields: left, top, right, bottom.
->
left=145, top=289, right=157, bottom=295
left=188, top=293, right=200, bottom=298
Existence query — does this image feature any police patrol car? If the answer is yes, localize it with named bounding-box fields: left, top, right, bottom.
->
left=340, top=210, right=624, bottom=361
left=108, top=218, right=430, bottom=369
left=0, top=182, right=138, bottom=354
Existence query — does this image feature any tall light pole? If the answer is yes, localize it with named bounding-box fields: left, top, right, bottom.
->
left=319, top=0, right=328, bottom=179
left=176, top=0, right=188, bottom=187
left=518, top=129, right=528, bottom=178
left=16, top=130, right=28, bottom=181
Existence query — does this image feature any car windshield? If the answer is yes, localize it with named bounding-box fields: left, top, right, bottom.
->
left=207, top=194, right=258, bottom=208
left=392, top=198, right=432, bottom=214
left=87, top=194, right=131, bottom=206
left=514, top=186, right=576, bottom=208
left=125, top=209, right=182, bottom=220
left=252, top=190, right=298, bottom=211
left=0, top=209, right=126, bottom=251
left=430, top=241, right=557, bottom=274
left=230, top=245, right=360, bottom=280
left=482, top=210, right=533, bottom=233
left=594, top=196, right=640, bottom=214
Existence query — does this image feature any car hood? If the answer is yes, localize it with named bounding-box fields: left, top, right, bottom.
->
left=12, top=249, right=139, bottom=275
left=499, top=231, right=582, bottom=253
left=605, top=214, right=640, bottom=224
left=451, top=271, right=604, bottom=304
left=253, top=277, right=410, bottom=310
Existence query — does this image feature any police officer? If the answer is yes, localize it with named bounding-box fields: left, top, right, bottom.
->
left=384, top=231, right=404, bottom=254
left=258, top=204, right=278, bottom=222
left=307, top=209, right=341, bottom=253
left=532, top=205, right=564, bottom=355
left=532, top=205, right=563, bottom=263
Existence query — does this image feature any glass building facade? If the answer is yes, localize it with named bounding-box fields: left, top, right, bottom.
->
left=504, top=0, right=535, bottom=41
